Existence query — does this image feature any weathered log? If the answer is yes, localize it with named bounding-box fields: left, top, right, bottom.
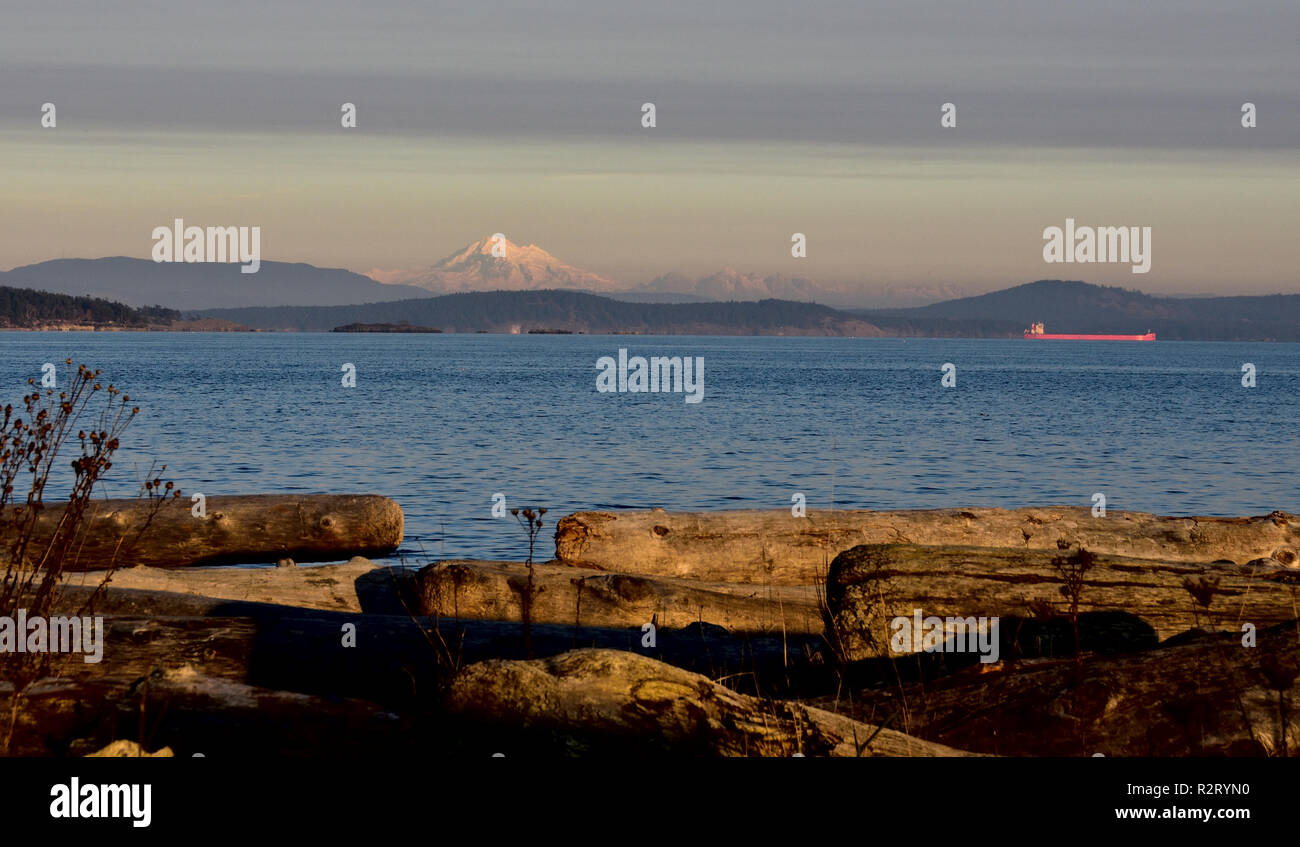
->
left=62, top=557, right=411, bottom=613
left=443, top=648, right=977, bottom=757
left=22, top=605, right=829, bottom=703
left=418, top=559, right=823, bottom=635
left=811, top=621, right=1300, bottom=757
left=0, top=669, right=405, bottom=757
left=826, top=543, right=1300, bottom=662
left=85, top=740, right=174, bottom=757
left=10, top=612, right=442, bottom=711
left=4, top=494, right=403, bottom=570
left=555, top=507, right=1300, bottom=585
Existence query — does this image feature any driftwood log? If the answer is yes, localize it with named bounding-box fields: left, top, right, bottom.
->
left=28, top=602, right=829, bottom=702
left=86, top=740, right=174, bottom=757
left=418, top=559, right=823, bottom=635
left=5, top=494, right=403, bottom=570
left=811, top=621, right=1300, bottom=757
left=825, top=543, right=1300, bottom=661
left=443, top=648, right=976, bottom=757
left=0, top=670, right=406, bottom=757
left=63, top=557, right=409, bottom=614
left=555, top=507, right=1300, bottom=585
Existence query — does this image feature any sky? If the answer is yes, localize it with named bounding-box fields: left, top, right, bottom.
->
left=1, top=0, right=1298, bottom=298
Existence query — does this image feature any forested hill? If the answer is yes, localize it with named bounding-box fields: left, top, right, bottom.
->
left=201, top=290, right=885, bottom=335
left=0, top=286, right=180, bottom=328
left=860, top=280, right=1300, bottom=341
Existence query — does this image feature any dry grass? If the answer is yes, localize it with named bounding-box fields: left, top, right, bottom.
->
left=0, top=361, right=176, bottom=752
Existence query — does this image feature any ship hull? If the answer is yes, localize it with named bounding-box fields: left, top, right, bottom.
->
left=1024, top=332, right=1156, bottom=341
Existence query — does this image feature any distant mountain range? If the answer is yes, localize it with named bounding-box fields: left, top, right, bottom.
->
left=367, top=236, right=962, bottom=307
left=0, top=240, right=960, bottom=310
left=0, top=257, right=429, bottom=310
left=3, top=247, right=1298, bottom=340
left=368, top=237, right=840, bottom=302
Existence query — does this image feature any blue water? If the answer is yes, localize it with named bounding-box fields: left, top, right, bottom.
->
left=1, top=333, right=1296, bottom=563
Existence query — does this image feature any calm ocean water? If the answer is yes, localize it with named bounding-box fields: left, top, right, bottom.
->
left=1, top=332, right=1297, bottom=563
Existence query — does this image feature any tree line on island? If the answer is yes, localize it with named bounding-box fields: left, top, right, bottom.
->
left=0, top=286, right=179, bottom=329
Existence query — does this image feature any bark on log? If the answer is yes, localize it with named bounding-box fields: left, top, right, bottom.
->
left=5, top=494, right=404, bottom=570
left=443, top=648, right=976, bottom=757
left=62, top=557, right=410, bottom=613
left=555, top=507, right=1300, bottom=585
left=418, top=559, right=824, bottom=635
left=826, top=543, right=1300, bottom=661
left=810, top=621, right=1300, bottom=757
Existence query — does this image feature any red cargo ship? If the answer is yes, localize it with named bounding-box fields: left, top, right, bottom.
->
left=1023, top=321, right=1155, bottom=341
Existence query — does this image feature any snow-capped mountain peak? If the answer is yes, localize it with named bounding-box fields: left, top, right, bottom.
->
left=368, top=236, right=620, bottom=293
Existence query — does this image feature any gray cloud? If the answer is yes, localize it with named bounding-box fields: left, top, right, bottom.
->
left=2, top=0, right=1298, bottom=148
